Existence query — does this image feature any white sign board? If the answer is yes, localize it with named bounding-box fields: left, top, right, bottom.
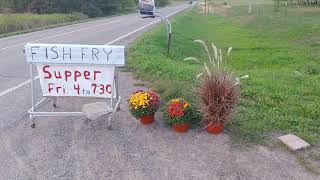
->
left=25, top=43, right=124, bottom=98
left=25, top=43, right=125, bottom=66
left=37, top=65, right=115, bottom=98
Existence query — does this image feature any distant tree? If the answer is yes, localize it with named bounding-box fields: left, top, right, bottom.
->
left=0, top=0, right=169, bottom=17
left=156, top=0, right=169, bottom=7
left=120, top=0, right=136, bottom=11
left=82, top=0, right=104, bottom=17
left=0, top=0, right=11, bottom=13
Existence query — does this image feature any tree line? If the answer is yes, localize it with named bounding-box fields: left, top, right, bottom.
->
left=0, top=0, right=169, bottom=17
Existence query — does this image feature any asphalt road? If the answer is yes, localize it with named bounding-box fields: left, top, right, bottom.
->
left=0, top=4, right=189, bottom=94
left=0, top=2, right=318, bottom=180
left=0, top=3, right=189, bottom=121
left=0, top=3, right=192, bottom=179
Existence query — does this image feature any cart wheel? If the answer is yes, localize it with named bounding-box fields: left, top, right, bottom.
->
left=31, top=123, right=36, bottom=128
left=53, top=98, right=57, bottom=108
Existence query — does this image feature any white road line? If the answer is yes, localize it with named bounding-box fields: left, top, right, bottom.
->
left=105, top=20, right=160, bottom=45
left=0, top=79, right=31, bottom=97
left=0, top=75, right=40, bottom=97
left=105, top=5, right=189, bottom=45
left=0, top=20, right=120, bottom=51
left=0, top=4, right=190, bottom=98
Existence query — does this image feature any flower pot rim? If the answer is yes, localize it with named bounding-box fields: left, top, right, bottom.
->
left=172, top=121, right=189, bottom=125
left=206, top=122, right=225, bottom=126
left=172, top=122, right=189, bottom=133
left=207, top=123, right=225, bottom=134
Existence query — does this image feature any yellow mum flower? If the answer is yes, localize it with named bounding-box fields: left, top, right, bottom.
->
left=129, top=91, right=155, bottom=109
left=172, top=98, right=180, bottom=103
left=183, top=103, right=190, bottom=108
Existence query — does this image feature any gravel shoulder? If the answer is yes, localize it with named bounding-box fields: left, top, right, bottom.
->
left=0, top=71, right=318, bottom=179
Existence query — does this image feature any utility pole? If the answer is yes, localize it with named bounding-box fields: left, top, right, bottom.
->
left=248, top=0, right=252, bottom=14
left=205, top=0, right=207, bottom=14
left=138, top=0, right=172, bottom=53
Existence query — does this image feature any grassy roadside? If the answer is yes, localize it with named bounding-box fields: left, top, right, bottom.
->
left=127, top=4, right=320, bottom=146
left=0, top=13, right=89, bottom=37
left=0, top=2, right=183, bottom=38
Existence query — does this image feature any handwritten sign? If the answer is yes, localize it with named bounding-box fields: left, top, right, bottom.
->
left=25, top=43, right=125, bottom=66
left=25, top=43, right=124, bottom=98
left=36, top=65, right=115, bottom=98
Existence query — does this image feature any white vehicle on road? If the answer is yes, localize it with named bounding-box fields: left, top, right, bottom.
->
left=138, top=0, right=156, bottom=17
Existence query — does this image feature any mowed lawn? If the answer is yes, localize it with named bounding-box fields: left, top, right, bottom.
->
left=127, top=4, right=320, bottom=144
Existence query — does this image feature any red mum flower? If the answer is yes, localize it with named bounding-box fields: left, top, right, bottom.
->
left=167, top=101, right=185, bottom=118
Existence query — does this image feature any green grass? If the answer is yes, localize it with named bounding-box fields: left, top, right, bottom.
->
left=127, top=4, right=320, bottom=144
left=0, top=13, right=88, bottom=36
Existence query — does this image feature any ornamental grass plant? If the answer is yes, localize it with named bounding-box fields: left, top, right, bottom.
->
left=185, top=40, right=242, bottom=127
left=198, top=70, right=240, bottom=125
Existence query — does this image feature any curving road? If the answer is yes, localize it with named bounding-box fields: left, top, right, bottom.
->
left=0, top=3, right=192, bottom=179
left=0, top=4, right=189, bottom=94
left=0, top=2, right=318, bottom=180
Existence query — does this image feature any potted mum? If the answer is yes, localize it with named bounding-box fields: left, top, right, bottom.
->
left=129, top=90, right=160, bottom=125
left=164, top=98, right=192, bottom=133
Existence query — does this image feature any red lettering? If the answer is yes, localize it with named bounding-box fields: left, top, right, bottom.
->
left=106, top=85, right=112, bottom=94
left=91, top=84, right=97, bottom=94
left=43, top=65, right=52, bottom=79
left=48, top=83, right=54, bottom=93
left=56, top=87, right=62, bottom=93
left=65, top=71, right=72, bottom=82
left=74, top=71, right=81, bottom=82
left=54, top=71, right=62, bottom=79
left=93, top=71, right=101, bottom=80
left=84, top=71, right=90, bottom=80
left=99, top=84, right=105, bottom=94
left=74, top=84, right=80, bottom=95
